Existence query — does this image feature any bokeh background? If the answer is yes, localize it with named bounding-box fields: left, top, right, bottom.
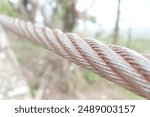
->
left=0, top=0, right=149, bottom=99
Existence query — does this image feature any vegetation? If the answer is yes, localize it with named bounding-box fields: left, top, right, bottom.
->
left=11, top=39, right=44, bottom=63
left=0, top=3, right=16, bottom=17
left=130, top=38, right=150, bottom=53
left=83, top=70, right=98, bottom=84
left=1, top=0, right=149, bottom=99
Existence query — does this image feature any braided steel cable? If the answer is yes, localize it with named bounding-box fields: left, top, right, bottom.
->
left=0, top=15, right=150, bottom=99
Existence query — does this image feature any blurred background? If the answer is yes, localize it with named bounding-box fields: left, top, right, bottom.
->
left=0, top=0, right=149, bottom=99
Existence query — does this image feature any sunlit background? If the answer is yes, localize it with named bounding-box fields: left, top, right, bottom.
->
left=0, top=0, right=149, bottom=100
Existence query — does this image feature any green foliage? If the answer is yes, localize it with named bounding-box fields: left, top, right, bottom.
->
left=28, top=81, right=36, bottom=96
left=11, top=39, right=43, bottom=63
left=117, top=37, right=150, bottom=53
left=0, top=3, right=16, bottom=17
left=130, top=38, right=150, bottom=54
left=117, top=86, right=141, bottom=99
left=83, top=70, right=98, bottom=83
left=101, top=35, right=150, bottom=54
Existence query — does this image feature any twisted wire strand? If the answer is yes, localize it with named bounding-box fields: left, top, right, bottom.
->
left=0, top=15, right=150, bottom=99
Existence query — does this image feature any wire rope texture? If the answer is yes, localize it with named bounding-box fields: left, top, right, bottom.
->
left=0, top=15, right=150, bottom=99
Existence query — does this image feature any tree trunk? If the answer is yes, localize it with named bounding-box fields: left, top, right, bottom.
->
left=113, top=0, right=121, bottom=44
left=127, top=26, right=132, bottom=48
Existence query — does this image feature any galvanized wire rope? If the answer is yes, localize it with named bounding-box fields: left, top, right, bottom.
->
left=0, top=15, right=150, bottom=99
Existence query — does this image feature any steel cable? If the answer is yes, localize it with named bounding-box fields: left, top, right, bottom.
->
left=0, top=15, right=150, bottom=99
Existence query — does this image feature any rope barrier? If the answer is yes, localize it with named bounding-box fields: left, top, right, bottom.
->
left=0, top=15, right=150, bottom=99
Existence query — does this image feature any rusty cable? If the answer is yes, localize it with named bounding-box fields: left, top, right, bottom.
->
left=0, top=15, right=150, bottom=99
